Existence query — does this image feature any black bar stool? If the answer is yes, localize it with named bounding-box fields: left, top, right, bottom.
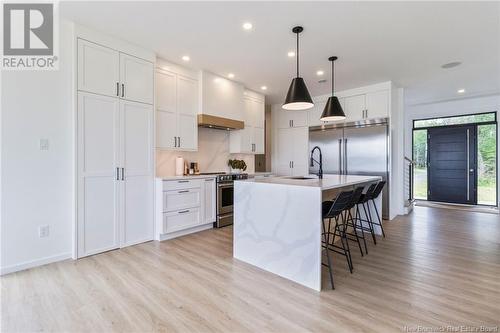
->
left=367, top=181, right=386, bottom=238
left=342, top=186, right=368, bottom=256
left=356, top=183, right=378, bottom=244
left=321, top=190, right=354, bottom=289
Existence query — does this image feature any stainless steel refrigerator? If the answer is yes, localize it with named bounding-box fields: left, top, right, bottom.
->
left=309, top=121, right=389, bottom=218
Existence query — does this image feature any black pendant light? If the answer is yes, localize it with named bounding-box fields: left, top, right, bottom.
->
left=282, top=26, right=314, bottom=110
left=320, top=56, right=345, bottom=121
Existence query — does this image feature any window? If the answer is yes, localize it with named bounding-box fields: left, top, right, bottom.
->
left=414, top=113, right=495, bottom=129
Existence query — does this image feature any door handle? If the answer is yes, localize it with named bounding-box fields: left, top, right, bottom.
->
left=365, top=109, right=368, bottom=118
left=178, top=136, right=181, bottom=147
left=116, top=167, right=119, bottom=180
left=174, top=136, right=177, bottom=147
left=338, top=139, right=343, bottom=175
left=292, top=120, right=294, bottom=127
left=121, top=168, right=124, bottom=181
left=466, top=129, right=470, bottom=201
left=116, top=82, right=119, bottom=96
left=344, top=138, right=348, bottom=174
left=121, top=83, right=124, bottom=97
left=291, top=161, right=294, bottom=168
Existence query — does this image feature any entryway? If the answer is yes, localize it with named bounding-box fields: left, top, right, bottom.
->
left=412, top=112, right=497, bottom=207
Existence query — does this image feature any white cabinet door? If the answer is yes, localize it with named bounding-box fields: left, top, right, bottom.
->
left=252, top=98, right=265, bottom=128
left=120, top=53, right=154, bottom=104
left=365, top=90, right=389, bottom=119
left=178, top=114, right=198, bottom=150
left=278, top=110, right=309, bottom=128
left=120, top=100, right=154, bottom=247
left=254, top=127, right=265, bottom=154
left=292, top=127, right=309, bottom=176
left=277, top=128, right=294, bottom=176
left=77, top=92, right=120, bottom=257
left=177, top=75, right=198, bottom=116
left=203, top=178, right=216, bottom=224
left=157, top=110, right=177, bottom=149
left=344, top=94, right=366, bottom=122
left=77, top=39, right=119, bottom=97
left=156, top=70, right=177, bottom=113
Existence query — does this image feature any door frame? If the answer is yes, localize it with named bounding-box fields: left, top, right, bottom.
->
left=412, top=111, right=498, bottom=207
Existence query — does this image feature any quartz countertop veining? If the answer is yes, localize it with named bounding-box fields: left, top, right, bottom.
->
left=238, top=174, right=381, bottom=190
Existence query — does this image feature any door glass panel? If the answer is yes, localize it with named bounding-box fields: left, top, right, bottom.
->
left=221, top=187, right=234, bottom=207
left=477, top=124, right=497, bottom=206
left=413, top=129, right=428, bottom=200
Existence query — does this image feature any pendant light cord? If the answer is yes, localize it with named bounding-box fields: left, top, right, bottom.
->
left=296, top=32, right=299, bottom=77
left=331, top=60, right=334, bottom=96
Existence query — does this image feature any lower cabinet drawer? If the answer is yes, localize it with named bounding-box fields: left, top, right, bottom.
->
left=163, top=188, right=201, bottom=212
left=163, top=208, right=200, bottom=233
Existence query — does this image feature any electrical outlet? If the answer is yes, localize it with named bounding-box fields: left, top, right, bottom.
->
left=39, top=225, right=49, bottom=238
left=40, top=139, right=49, bottom=151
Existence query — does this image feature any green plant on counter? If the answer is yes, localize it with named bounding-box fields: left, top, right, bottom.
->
left=228, top=159, right=247, bottom=171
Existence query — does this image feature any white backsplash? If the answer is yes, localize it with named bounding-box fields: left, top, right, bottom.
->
left=156, top=127, right=255, bottom=177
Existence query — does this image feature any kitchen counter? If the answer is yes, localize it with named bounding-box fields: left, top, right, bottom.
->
left=239, top=174, right=380, bottom=189
left=233, top=173, right=382, bottom=291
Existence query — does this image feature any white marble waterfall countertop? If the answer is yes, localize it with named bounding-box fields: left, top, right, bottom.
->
left=238, top=174, right=381, bottom=190
left=157, top=175, right=218, bottom=181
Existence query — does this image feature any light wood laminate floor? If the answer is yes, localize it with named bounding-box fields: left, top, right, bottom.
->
left=2, top=207, right=500, bottom=332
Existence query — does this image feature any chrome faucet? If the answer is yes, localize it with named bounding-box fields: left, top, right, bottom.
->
left=310, top=146, right=323, bottom=179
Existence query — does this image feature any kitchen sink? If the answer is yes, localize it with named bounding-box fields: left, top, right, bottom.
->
left=286, top=176, right=316, bottom=180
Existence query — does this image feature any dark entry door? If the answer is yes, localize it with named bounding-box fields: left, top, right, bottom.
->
left=428, top=125, right=476, bottom=204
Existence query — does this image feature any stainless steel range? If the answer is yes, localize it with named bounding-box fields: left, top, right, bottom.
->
left=215, top=173, right=248, bottom=228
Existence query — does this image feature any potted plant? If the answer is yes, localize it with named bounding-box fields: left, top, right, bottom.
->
left=228, top=159, right=247, bottom=173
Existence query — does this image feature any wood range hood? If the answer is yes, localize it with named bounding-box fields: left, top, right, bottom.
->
left=197, top=114, right=244, bottom=130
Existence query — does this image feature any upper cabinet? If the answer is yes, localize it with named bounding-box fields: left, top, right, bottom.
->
left=119, top=54, right=154, bottom=104
left=77, top=39, right=153, bottom=104
left=200, top=71, right=244, bottom=121
left=156, top=67, right=198, bottom=151
left=365, top=90, right=389, bottom=120
left=277, top=109, right=308, bottom=129
left=229, top=90, right=265, bottom=154
left=344, top=94, right=366, bottom=122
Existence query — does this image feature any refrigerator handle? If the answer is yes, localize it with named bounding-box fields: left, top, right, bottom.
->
left=338, top=139, right=343, bottom=175
left=344, top=138, right=348, bottom=174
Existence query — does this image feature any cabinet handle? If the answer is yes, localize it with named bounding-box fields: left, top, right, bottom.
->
left=292, top=161, right=294, bottom=168
left=205, top=178, right=213, bottom=181
left=116, top=82, right=119, bottom=96
left=178, top=136, right=181, bottom=147
left=178, top=210, right=190, bottom=214
left=121, top=168, right=124, bottom=181
left=292, top=120, right=294, bottom=127
left=116, top=167, right=119, bottom=180
left=121, top=83, right=124, bottom=97
left=365, top=109, right=368, bottom=118
left=178, top=180, right=189, bottom=183
left=174, top=136, right=177, bottom=147
left=178, top=190, right=189, bottom=193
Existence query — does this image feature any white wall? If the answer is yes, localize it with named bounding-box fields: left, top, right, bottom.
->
left=405, top=94, right=500, bottom=206
left=156, top=128, right=255, bottom=176
left=1, top=21, right=75, bottom=274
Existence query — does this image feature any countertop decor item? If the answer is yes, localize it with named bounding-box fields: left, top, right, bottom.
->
left=228, top=159, right=247, bottom=173
left=175, top=157, right=184, bottom=176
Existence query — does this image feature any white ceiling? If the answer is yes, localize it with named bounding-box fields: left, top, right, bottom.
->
left=61, top=1, right=500, bottom=106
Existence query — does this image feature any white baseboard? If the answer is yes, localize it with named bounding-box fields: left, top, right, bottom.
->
left=0, top=252, right=72, bottom=276
left=158, top=223, right=213, bottom=241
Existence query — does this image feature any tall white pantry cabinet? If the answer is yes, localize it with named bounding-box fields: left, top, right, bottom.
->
left=77, top=38, right=154, bottom=258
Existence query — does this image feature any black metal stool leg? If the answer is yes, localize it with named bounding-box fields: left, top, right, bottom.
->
left=354, top=206, right=368, bottom=254
left=371, top=199, right=386, bottom=238
left=322, top=220, right=335, bottom=289
left=362, top=202, right=377, bottom=244
left=340, top=216, right=353, bottom=272
left=347, top=209, right=364, bottom=257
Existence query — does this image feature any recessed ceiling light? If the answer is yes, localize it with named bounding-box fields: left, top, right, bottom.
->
left=441, top=61, right=461, bottom=69
left=457, top=88, right=465, bottom=94
left=228, top=73, right=235, bottom=79
left=316, top=70, right=324, bottom=76
left=261, top=86, right=267, bottom=90
left=287, top=51, right=295, bottom=57
left=182, top=55, right=190, bottom=62
left=242, top=22, right=253, bottom=30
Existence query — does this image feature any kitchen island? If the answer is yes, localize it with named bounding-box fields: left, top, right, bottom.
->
left=233, top=174, right=382, bottom=291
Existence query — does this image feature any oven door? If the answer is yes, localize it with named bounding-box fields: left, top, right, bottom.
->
left=217, top=183, right=233, bottom=215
